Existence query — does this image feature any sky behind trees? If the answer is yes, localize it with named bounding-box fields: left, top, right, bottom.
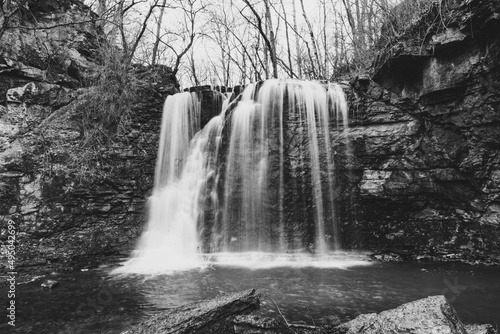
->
left=83, top=0, right=431, bottom=88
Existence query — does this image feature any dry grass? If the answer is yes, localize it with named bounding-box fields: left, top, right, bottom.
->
left=39, top=44, right=139, bottom=183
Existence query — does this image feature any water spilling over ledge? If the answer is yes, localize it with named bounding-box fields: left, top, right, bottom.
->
left=114, top=79, right=357, bottom=274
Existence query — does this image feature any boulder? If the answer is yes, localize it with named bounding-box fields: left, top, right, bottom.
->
left=334, top=295, right=467, bottom=334
left=122, top=289, right=261, bottom=334
left=233, top=315, right=292, bottom=334
left=40, top=279, right=59, bottom=289
left=464, top=324, right=497, bottom=334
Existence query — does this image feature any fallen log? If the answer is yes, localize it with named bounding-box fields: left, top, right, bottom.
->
left=122, top=289, right=260, bottom=334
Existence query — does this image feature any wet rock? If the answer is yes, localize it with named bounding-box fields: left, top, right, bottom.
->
left=340, top=0, right=500, bottom=264
left=334, top=295, right=467, bottom=334
left=6, top=82, right=75, bottom=107
left=430, top=28, right=467, bottom=49
left=370, top=252, right=404, bottom=263
left=41, top=279, right=59, bottom=289
left=358, top=170, right=393, bottom=195
left=233, top=315, right=292, bottom=334
left=123, top=289, right=260, bottom=334
left=334, top=313, right=378, bottom=334
left=464, top=324, right=497, bottom=334
left=197, top=87, right=225, bottom=129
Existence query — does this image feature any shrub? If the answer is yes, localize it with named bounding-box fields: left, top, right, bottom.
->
left=75, top=44, right=138, bottom=147
left=39, top=43, right=140, bottom=183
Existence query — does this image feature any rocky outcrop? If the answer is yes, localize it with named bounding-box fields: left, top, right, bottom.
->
left=337, top=0, right=500, bottom=263
left=333, top=295, right=496, bottom=334
left=121, top=291, right=495, bottom=334
left=0, top=0, right=180, bottom=272
left=123, top=289, right=260, bottom=334
left=8, top=66, right=177, bottom=269
left=233, top=315, right=293, bottom=334
left=0, top=0, right=100, bottom=101
left=190, top=85, right=227, bottom=129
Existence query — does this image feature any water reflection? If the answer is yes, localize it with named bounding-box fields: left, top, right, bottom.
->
left=5, top=260, right=500, bottom=334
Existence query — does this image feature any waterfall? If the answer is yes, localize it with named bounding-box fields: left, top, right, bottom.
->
left=218, top=80, right=348, bottom=253
left=154, top=92, right=200, bottom=187
left=114, top=80, right=349, bottom=274
left=115, top=92, right=222, bottom=273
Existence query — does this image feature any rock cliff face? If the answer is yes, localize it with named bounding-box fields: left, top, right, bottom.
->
left=0, top=0, right=99, bottom=101
left=339, top=0, right=500, bottom=263
left=0, top=0, right=179, bottom=271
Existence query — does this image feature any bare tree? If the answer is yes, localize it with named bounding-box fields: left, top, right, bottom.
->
left=292, top=0, right=302, bottom=78
left=240, top=0, right=278, bottom=78
left=81, top=0, right=426, bottom=85
left=154, top=0, right=208, bottom=75
left=299, top=0, right=322, bottom=78
left=151, top=0, right=167, bottom=65
left=126, top=0, right=161, bottom=64
left=278, top=0, right=295, bottom=78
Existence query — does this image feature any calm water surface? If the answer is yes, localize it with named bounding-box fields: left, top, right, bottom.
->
left=3, top=256, right=500, bottom=334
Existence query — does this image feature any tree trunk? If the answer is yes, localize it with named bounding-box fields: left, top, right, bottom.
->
left=152, top=0, right=167, bottom=66
left=322, top=0, right=328, bottom=78
left=190, top=48, right=200, bottom=86
left=96, top=0, right=107, bottom=28
left=264, top=0, right=278, bottom=78
left=280, top=0, right=294, bottom=78
left=263, top=3, right=269, bottom=79
left=242, top=0, right=277, bottom=79
left=299, top=0, right=322, bottom=78
left=293, top=0, right=302, bottom=78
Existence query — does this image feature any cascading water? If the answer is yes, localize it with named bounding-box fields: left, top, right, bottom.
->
left=115, top=92, right=221, bottom=273
left=216, top=80, right=349, bottom=253
left=114, top=80, right=351, bottom=274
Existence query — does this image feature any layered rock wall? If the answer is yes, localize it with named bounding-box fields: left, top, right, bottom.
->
left=0, top=0, right=179, bottom=271
left=338, top=0, right=500, bottom=262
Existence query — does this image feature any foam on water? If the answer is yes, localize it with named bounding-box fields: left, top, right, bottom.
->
left=201, top=251, right=372, bottom=269
left=112, top=251, right=372, bottom=275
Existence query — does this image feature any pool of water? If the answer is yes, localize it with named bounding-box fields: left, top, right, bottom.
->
left=3, top=254, right=500, bottom=334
